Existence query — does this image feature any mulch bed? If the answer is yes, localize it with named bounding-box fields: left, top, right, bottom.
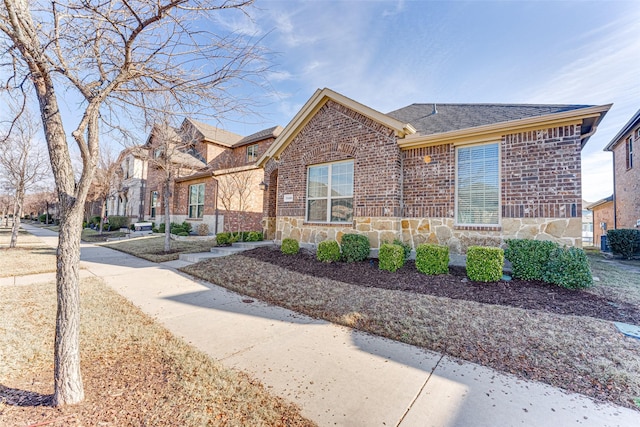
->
left=243, top=246, right=640, bottom=325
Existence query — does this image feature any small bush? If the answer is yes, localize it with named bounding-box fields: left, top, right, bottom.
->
left=317, top=240, right=341, bottom=263
left=90, top=216, right=101, bottom=225
left=176, top=231, right=189, bottom=237
left=415, top=244, right=449, bottom=275
left=505, top=239, right=559, bottom=280
left=379, top=244, right=405, bottom=272
left=130, top=223, right=136, bottom=231
left=107, top=215, right=130, bottom=230
left=246, top=231, right=264, bottom=242
left=197, top=223, right=210, bottom=236
left=170, top=226, right=185, bottom=235
left=341, top=234, right=370, bottom=262
left=607, top=229, right=640, bottom=259
left=281, top=238, right=299, bottom=255
left=158, top=223, right=166, bottom=233
left=393, top=239, right=412, bottom=260
left=466, top=246, right=504, bottom=282
left=542, top=247, right=592, bottom=289
left=216, top=232, right=232, bottom=245
left=181, top=221, right=193, bottom=234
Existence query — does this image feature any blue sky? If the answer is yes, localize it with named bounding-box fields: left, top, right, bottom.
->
left=214, top=0, right=639, bottom=203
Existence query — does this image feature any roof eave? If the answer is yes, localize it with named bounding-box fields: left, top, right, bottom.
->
left=603, top=108, right=640, bottom=152
left=398, top=104, right=612, bottom=150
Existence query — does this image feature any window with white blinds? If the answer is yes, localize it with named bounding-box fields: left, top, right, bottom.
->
left=306, top=160, right=354, bottom=223
left=456, top=143, right=500, bottom=225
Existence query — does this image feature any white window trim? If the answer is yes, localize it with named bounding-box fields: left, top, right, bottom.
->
left=150, top=191, right=158, bottom=218
left=247, top=144, right=258, bottom=162
left=188, top=183, right=205, bottom=219
left=306, top=159, right=354, bottom=224
left=454, top=141, right=501, bottom=227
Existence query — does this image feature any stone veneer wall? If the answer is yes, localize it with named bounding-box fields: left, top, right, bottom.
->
left=276, top=216, right=581, bottom=253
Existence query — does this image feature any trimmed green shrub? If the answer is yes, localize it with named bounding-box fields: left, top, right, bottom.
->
left=542, top=247, right=592, bottom=289
left=379, top=243, right=405, bottom=272
left=176, top=231, right=189, bottom=237
left=216, top=232, right=232, bottom=245
left=107, top=215, right=130, bottom=230
left=246, top=231, right=264, bottom=242
left=158, top=222, right=166, bottom=233
left=90, top=216, right=101, bottom=225
left=317, top=240, right=341, bottom=263
left=181, top=221, right=193, bottom=234
left=607, top=229, right=640, bottom=259
left=170, top=226, right=185, bottom=235
left=505, top=239, right=559, bottom=280
left=466, top=246, right=504, bottom=282
left=415, top=244, right=449, bottom=275
left=281, top=238, right=299, bottom=255
left=393, top=239, right=412, bottom=260
left=341, top=234, right=370, bottom=262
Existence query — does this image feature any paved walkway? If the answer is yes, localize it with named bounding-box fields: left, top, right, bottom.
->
left=14, top=224, right=640, bottom=426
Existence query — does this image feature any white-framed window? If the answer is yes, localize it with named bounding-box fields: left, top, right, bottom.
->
left=626, top=136, right=633, bottom=169
left=455, top=142, right=500, bottom=225
left=150, top=191, right=158, bottom=218
left=188, top=183, right=205, bottom=219
left=247, top=144, right=258, bottom=162
left=306, top=160, right=354, bottom=223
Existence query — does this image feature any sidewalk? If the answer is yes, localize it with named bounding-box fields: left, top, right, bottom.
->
left=20, top=224, right=640, bottom=426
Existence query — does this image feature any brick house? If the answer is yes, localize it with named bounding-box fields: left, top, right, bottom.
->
left=258, top=88, right=610, bottom=253
left=174, top=122, right=282, bottom=234
left=586, top=196, right=614, bottom=247
left=604, top=108, right=640, bottom=230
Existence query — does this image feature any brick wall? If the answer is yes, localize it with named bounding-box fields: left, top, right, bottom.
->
left=209, top=138, right=276, bottom=170
left=271, top=100, right=400, bottom=220
left=502, top=123, right=583, bottom=219
left=612, top=135, right=640, bottom=228
left=591, top=201, right=614, bottom=247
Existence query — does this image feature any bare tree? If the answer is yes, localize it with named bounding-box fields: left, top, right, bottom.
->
left=214, top=164, right=257, bottom=238
left=0, top=107, right=49, bottom=247
left=146, top=116, right=206, bottom=251
left=0, top=0, right=263, bottom=406
left=85, top=147, right=120, bottom=234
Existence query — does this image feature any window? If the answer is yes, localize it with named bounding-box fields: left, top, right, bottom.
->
left=247, top=144, right=258, bottom=162
left=626, top=136, right=633, bottom=169
left=456, top=143, right=500, bottom=225
left=306, top=160, right=354, bottom=223
left=150, top=191, right=158, bottom=218
left=188, top=184, right=205, bottom=219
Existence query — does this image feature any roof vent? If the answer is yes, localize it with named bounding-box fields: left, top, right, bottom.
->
left=433, top=103, right=437, bottom=115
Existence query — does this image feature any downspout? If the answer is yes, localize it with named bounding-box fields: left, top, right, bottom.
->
left=212, top=172, right=219, bottom=235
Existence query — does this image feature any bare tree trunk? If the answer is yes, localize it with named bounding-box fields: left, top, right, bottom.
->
left=9, top=185, right=24, bottom=248
left=163, top=179, right=171, bottom=253
left=99, top=198, right=107, bottom=234
left=53, top=203, right=84, bottom=406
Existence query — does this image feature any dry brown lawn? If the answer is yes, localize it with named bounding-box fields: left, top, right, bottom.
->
left=1, top=228, right=57, bottom=277
left=180, top=253, right=640, bottom=411
left=103, top=235, right=216, bottom=262
left=0, top=238, right=314, bottom=427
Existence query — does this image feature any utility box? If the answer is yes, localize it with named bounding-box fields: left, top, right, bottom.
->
left=600, top=235, right=611, bottom=252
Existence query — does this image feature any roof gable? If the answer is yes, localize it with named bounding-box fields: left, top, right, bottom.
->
left=184, top=118, right=243, bottom=147
left=258, top=88, right=415, bottom=166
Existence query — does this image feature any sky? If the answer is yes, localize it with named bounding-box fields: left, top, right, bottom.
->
left=213, top=0, right=640, bottom=203
left=3, top=1, right=638, bottom=203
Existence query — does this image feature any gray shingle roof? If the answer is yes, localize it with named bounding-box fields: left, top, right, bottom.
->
left=185, top=118, right=243, bottom=147
left=233, top=125, right=284, bottom=147
left=387, top=103, right=594, bottom=135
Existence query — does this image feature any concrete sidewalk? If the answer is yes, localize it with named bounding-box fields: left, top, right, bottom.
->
left=19, top=224, right=640, bottom=426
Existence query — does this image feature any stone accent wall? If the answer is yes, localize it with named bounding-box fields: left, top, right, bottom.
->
left=277, top=215, right=581, bottom=253
left=612, top=136, right=640, bottom=228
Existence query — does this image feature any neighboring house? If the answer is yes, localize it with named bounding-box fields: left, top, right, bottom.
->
left=586, top=196, right=614, bottom=248
left=258, top=88, right=610, bottom=253
left=581, top=200, right=593, bottom=246
left=173, top=124, right=282, bottom=233
left=142, top=118, right=282, bottom=234
left=604, top=108, right=640, bottom=230
left=107, top=146, right=149, bottom=221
